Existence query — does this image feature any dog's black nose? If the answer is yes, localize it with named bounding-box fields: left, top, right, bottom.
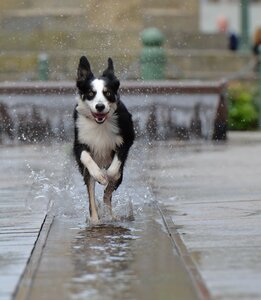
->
left=95, top=103, right=105, bottom=112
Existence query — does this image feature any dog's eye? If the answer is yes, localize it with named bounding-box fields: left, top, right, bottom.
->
left=104, top=91, right=111, bottom=97
left=86, top=90, right=95, bottom=99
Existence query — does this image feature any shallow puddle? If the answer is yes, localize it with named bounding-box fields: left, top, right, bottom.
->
left=70, top=224, right=137, bottom=299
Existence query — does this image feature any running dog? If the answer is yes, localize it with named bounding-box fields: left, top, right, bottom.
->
left=73, top=56, right=135, bottom=223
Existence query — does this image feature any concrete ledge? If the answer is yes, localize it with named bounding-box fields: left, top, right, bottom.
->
left=0, top=80, right=226, bottom=95
left=14, top=215, right=54, bottom=300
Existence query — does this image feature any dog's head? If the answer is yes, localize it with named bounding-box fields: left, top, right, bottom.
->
left=76, top=56, right=120, bottom=124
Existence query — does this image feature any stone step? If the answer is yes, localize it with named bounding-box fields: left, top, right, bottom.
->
left=164, top=31, right=228, bottom=50
left=143, top=0, right=198, bottom=11
left=167, top=49, right=250, bottom=72
left=143, top=8, right=198, bottom=33
left=1, top=8, right=87, bottom=33
left=0, top=1, right=142, bottom=33
left=0, top=49, right=252, bottom=81
left=0, top=29, right=140, bottom=52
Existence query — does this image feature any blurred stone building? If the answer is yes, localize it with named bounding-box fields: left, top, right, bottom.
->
left=0, top=0, right=259, bottom=81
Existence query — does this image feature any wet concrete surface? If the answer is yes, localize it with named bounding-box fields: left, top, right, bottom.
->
left=1, top=142, right=200, bottom=300
left=25, top=207, right=198, bottom=300
left=146, top=132, right=261, bottom=300
left=0, top=145, right=53, bottom=300
left=1, top=132, right=261, bottom=300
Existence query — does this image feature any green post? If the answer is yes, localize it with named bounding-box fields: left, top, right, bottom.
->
left=38, top=53, right=49, bottom=81
left=140, top=28, right=166, bottom=80
left=240, top=0, right=250, bottom=52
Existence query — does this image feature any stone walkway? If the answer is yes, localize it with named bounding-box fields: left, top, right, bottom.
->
left=0, top=145, right=65, bottom=300
left=0, top=146, right=45, bottom=300
left=147, top=132, right=261, bottom=300
left=1, top=132, right=261, bottom=300
left=0, top=143, right=200, bottom=300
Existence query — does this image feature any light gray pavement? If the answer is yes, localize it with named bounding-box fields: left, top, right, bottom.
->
left=0, top=145, right=65, bottom=300
left=1, top=132, right=261, bottom=300
left=0, top=143, right=200, bottom=300
left=0, top=146, right=46, bottom=300
left=147, top=132, right=261, bottom=300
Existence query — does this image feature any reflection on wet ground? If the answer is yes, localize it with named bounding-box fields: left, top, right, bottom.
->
left=27, top=204, right=198, bottom=300
left=71, top=225, right=137, bottom=300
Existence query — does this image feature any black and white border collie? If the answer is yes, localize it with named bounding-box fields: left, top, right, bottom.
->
left=73, top=56, right=135, bottom=224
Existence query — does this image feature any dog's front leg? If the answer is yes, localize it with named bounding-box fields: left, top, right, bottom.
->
left=107, top=154, right=122, bottom=182
left=85, top=176, right=99, bottom=224
left=80, top=151, right=108, bottom=185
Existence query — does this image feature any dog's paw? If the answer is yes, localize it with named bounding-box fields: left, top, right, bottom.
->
left=106, top=169, right=121, bottom=182
left=89, top=215, right=100, bottom=225
left=91, top=168, right=108, bottom=185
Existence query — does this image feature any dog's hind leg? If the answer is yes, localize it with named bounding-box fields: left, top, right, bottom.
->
left=85, top=176, right=99, bottom=224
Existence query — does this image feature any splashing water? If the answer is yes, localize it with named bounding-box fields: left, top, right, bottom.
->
left=25, top=141, right=155, bottom=224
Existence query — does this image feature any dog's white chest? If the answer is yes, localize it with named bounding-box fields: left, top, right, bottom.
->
left=77, top=114, right=123, bottom=166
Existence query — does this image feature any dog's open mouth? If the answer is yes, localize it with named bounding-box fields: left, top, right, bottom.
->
left=92, top=112, right=108, bottom=124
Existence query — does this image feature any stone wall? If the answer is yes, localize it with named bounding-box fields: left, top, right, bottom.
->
left=0, top=0, right=252, bottom=81
left=0, top=0, right=143, bottom=80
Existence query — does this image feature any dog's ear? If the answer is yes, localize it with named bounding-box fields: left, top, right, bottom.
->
left=103, top=57, right=114, bottom=76
left=77, top=56, right=94, bottom=83
left=107, top=57, right=114, bottom=72
left=102, top=58, right=120, bottom=91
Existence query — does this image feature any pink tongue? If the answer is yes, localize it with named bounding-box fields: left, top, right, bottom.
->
left=94, top=114, right=106, bottom=122
left=93, top=112, right=107, bottom=122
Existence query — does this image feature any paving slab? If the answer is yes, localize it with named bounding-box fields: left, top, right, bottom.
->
left=24, top=208, right=199, bottom=300
left=2, top=132, right=261, bottom=300
left=146, top=132, right=261, bottom=300
left=1, top=143, right=201, bottom=300
left=13, top=143, right=201, bottom=300
left=0, top=145, right=64, bottom=300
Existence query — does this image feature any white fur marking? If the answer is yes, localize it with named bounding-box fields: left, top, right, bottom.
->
left=107, top=155, right=121, bottom=181
left=91, top=79, right=110, bottom=113
left=77, top=111, right=123, bottom=167
left=76, top=98, right=92, bottom=118
left=80, top=151, right=108, bottom=185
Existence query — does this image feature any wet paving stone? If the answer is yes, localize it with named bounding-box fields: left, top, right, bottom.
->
left=0, top=145, right=64, bottom=300
left=26, top=208, right=199, bottom=300
left=3, top=133, right=261, bottom=300
left=147, top=133, right=261, bottom=300
left=10, top=143, right=200, bottom=300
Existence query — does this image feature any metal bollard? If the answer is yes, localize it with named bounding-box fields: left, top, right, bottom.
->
left=140, top=28, right=166, bottom=80
left=38, top=52, right=49, bottom=81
